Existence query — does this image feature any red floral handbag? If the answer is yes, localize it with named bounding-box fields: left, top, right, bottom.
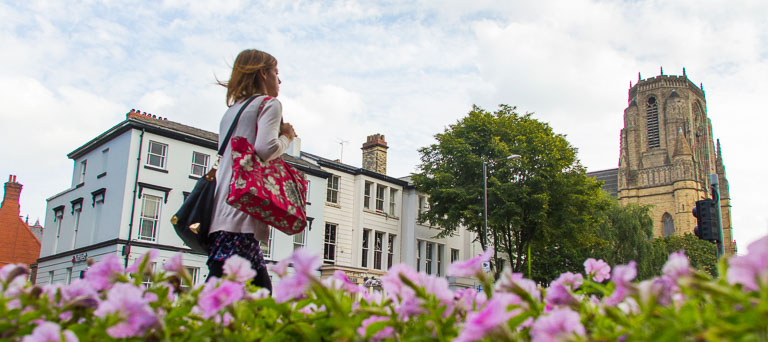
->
left=226, top=134, right=308, bottom=235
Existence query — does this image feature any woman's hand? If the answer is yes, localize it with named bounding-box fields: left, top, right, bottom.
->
left=280, top=122, right=297, bottom=140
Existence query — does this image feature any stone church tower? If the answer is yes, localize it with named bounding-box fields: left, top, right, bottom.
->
left=617, top=70, right=736, bottom=256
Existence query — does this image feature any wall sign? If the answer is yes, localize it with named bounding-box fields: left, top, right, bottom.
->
left=72, top=252, right=88, bottom=263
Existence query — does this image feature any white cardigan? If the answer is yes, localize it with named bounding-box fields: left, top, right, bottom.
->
left=209, top=96, right=291, bottom=241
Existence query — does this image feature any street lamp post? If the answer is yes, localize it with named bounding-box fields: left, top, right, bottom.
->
left=482, top=154, right=521, bottom=252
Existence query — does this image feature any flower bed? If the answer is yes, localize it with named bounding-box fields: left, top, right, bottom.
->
left=2, top=235, right=767, bottom=341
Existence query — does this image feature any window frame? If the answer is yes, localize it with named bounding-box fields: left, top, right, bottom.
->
left=374, top=231, right=384, bottom=270
left=363, top=181, right=372, bottom=209
left=293, top=229, right=306, bottom=250
left=54, top=209, right=64, bottom=238
left=326, top=175, right=340, bottom=204
left=137, top=194, right=163, bottom=242
left=387, top=234, right=395, bottom=269
left=101, top=148, right=109, bottom=174
left=71, top=201, right=82, bottom=249
left=450, top=248, right=460, bottom=263
left=416, top=240, right=422, bottom=272
left=425, top=242, right=434, bottom=275
left=190, top=152, right=210, bottom=177
left=323, top=223, right=337, bottom=264
left=361, top=229, right=370, bottom=268
left=646, top=97, right=660, bottom=149
left=261, top=226, right=275, bottom=260
left=141, top=263, right=157, bottom=288
left=146, top=140, right=168, bottom=169
left=663, top=213, right=675, bottom=238
left=181, top=267, right=199, bottom=289
left=375, top=185, right=385, bottom=212
left=437, top=244, right=444, bottom=277
left=389, top=188, right=397, bottom=215
left=78, top=160, right=87, bottom=184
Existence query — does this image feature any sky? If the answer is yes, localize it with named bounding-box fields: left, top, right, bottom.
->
left=1, top=0, right=766, bottom=253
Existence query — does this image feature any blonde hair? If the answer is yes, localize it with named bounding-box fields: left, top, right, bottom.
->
left=219, top=49, right=277, bottom=106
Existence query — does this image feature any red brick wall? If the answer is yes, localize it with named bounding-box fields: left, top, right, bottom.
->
left=0, top=176, right=42, bottom=269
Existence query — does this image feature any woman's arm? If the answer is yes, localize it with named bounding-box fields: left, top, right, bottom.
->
left=253, top=98, right=292, bottom=161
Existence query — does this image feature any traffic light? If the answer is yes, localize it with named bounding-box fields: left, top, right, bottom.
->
left=692, top=199, right=717, bottom=241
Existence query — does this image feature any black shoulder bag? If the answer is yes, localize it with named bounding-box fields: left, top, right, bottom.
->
left=171, top=95, right=262, bottom=252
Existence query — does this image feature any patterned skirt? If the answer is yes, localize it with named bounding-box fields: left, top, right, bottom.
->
left=207, top=231, right=267, bottom=273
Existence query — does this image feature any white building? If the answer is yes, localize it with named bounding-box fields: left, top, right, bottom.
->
left=400, top=178, right=478, bottom=288
left=37, top=110, right=329, bottom=286
left=301, top=134, right=480, bottom=289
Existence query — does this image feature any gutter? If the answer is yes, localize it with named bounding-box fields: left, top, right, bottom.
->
left=125, top=128, right=145, bottom=267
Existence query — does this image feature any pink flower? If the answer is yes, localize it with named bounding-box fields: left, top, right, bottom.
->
left=553, top=272, right=583, bottom=290
left=268, top=258, right=290, bottom=277
left=197, top=280, right=245, bottom=318
left=223, top=255, right=256, bottom=283
left=584, top=258, right=611, bottom=282
left=163, top=253, right=184, bottom=273
left=1, top=265, right=28, bottom=298
left=394, top=296, right=425, bottom=320
left=447, top=248, right=493, bottom=277
left=637, top=277, right=674, bottom=306
left=0, top=263, right=28, bottom=283
left=291, top=248, right=322, bottom=276
left=323, top=270, right=363, bottom=293
left=420, top=274, right=453, bottom=306
left=604, top=261, right=637, bottom=306
left=21, top=321, right=78, bottom=342
left=454, top=288, right=481, bottom=313
left=613, top=261, right=637, bottom=286
left=61, top=279, right=98, bottom=308
left=545, top=282, right=576, bottom=307
left=454, top=294, right=517, bottom=342
left=495, top=271, right=540, bottom=303
left=381, top=263, right=421, bottom=299
left=357, top=316, right=394, bottom=342
left=662, top=251, right=690, bottom=280
left=85, top=254, right=124, bottom=291
left=271, top=249, right=322, bottom=303
left=531, top=307, right=585, bottom=342
left=361, top=290, right=383, bottom=305
left=273, top=273, right=310, bottom=303
left=93, top=283, right=157, bottom=338
left=126, top=249, right=159, bottom=273
left=727, top=235, right=768, bottom=291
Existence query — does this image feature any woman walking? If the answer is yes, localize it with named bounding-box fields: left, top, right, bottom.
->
left=206, top=49, right=297, bottom=293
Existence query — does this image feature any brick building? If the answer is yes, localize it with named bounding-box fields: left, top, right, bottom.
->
left=0, top=175, right=42, bottom=282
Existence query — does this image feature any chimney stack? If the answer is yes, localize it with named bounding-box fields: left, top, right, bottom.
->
left=2, top=175, right=23, bottom=215
left=361, top=134, right=388, bottom=175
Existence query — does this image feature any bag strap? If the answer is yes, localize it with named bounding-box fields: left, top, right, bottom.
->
left=218, top=95, right=262, bottom=156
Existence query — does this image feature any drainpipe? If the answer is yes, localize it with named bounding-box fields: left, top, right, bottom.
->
left=125, top=128, right=145, bottom=267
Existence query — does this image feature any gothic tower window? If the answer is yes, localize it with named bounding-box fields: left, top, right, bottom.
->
left=662, top=213, right=674, bottom=237
left=646, top=97, right=660, bottom=148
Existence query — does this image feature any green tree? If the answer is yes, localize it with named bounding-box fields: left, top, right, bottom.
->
left=653, top=233, right=718, bottom=277
left=592, top=201, right=663, bottom=280
left=412, top=105, right=606, bottom=282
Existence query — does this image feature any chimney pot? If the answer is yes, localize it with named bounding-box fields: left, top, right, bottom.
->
left=361, top=134, right=388, bottom=174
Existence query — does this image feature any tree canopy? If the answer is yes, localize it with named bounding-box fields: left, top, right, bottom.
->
left=412, top=105, right=607, bottom=282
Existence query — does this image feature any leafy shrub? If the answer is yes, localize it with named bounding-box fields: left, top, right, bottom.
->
left=2, top=235, right=767, bottom=341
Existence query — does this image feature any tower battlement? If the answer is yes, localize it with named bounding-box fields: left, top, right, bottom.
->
left=628, top=74, right=705, bottom=103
